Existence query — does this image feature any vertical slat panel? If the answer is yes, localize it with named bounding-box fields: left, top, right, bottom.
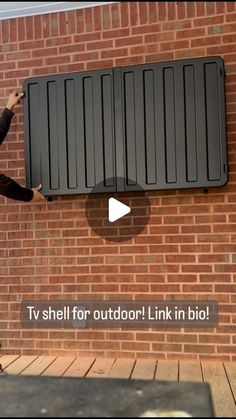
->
left=65, top=79, right=77, bottom=189
left=155, top=66, right=166, bottom=186
left=124, top=72, right=137, bottom=185
left=144, top=69, right=157, bottom=185
left=39, top=81, right=50, bottom=194
left=93, top=73, right=104, bottom=187
left=134, top=69, right=146, bottom=188
left=47, top=81, right=59, bottom=190
left=75, top=74, right=86, bottom=192
left=164, top=67, right=177, bottom=183
left=195, top=61, right=208, bottom=184
left=83, top=77, right=95, bottom=188
left=184, top=65, right=198, bottom=182
left=28, top=83, right=41, bottom=187
left=205, top=63, right=221, bottom=181
left=175, top=63, right=187, bottom=185
left=57, top=79, right=68, bottom=191
left=114, top=67, right=125, bottom=192
left=102, top=74, right=115, bottom=187
left=24, top=85, right=32, bottom=189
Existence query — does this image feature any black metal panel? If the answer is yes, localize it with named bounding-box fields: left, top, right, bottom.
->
left=24, top=56, right=227, bottom=196
left=24, top=69, right=116, bottom=196
left=118, top=56, right=227, bottom=192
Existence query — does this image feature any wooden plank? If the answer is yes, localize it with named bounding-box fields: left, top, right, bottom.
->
left=86, top=358, right=115, bottom=378
left=107, top=359, right=135, bottom=379
left=5, top=356, right=38, bottom=375
left=20, top=356, right=56, bottom=376
left=201, top=361, right=225, bottom=380
left=179, top=361, right=203, bottom=382
left=155, top=360, right=178, bottom=381
left=0, top=355, right=20, bottom=371
left=224, top=362, right=236, bottom=401
left=224, top=362, right=236, bottom=382
left=202, top=362, right=236, bottom=417
left=205, top=377, right=236, bottom=417
left=63, top=357, right=95, bottom=378
left=131, top=359, right=157, bottom=380
left=42, top=356, right=75, bottom=377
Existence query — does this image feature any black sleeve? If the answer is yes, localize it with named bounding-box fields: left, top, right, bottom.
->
left=0, top=174, right=33, bottom=202
left=0, top=107, right=14, bottom=145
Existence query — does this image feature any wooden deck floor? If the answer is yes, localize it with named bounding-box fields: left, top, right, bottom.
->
left=0, top=355, right=236, bottom=417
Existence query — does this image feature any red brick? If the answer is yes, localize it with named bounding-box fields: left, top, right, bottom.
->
left=184, top=345, right=215, bottom=354
left=25, top=16, right=34, bottom=40
left=4, top=69, right=30, bottom=80
left=93, top=6, right=101, bottom=31
left=161, top=39, right=190, bottom=53
left=206, top=2, right=216, bottom=15
left=216, top=2, right=225, bottom=14
left=129, top=2, right=139, bottom=26
left=191, top=36, right=223, bottom=47
left=67, top=10, right=76, bottom=34
left=18, top=40, right=44, bottom=50
left=158, top=2, right=167, bottom=21
left=177, top=28, right=206, bottom=39
left=227, top=2, right=236, bottom=12
left=42, top=14, right=51, bottom=38
left=50, top=14, right=59, bottom=37
left=32, top=66, right=57, bottom=76
left=45, top=55, right=71, bottom=65
left=101, top=48, right=128, bottom=59
left=148, top=2, right=158, bottom=24
left=196, top=2, right=206, bottom=16
left=145, top=51, right=174, bottom=63
left=132, top=23, right=161, bottom=36
left=162, top=20, right=192, bottom=31
left=176, top=1, right=185, bottom=20
left=9, top=19, right=17, bottom=43
left=32, top=47, right=57, bottom=58
left=46, top=36, right=71, bottom=47
left=111, top=3, right=120, bottom=28
left=187, top=2, right=195, bottom=18
left=76, top=9, right=84, bottom=33
left=2, top=19, right=10, bottom=44
left=175, top=48, right=206, bottom=59
left=34, top=15, right=43, bottom=39
left=102, top=4, right=111, bottom=30
left=74, top=32, right=101, bottom=43
left=122, top=342, right=150, bottom=351
left=115, top=55, right=144, bottom=66
left=59, top=12, right=67, bottom=36
left=87, top=40, right=113, bottom=50
left=139, top=2, right=148, bottom=25
left=146, top=33, right=174, bottom=44
left=152, top=343, right=182, bottom=352
left=120, top=2, right=128, bottom=27
left=58, top=63, right=85, bottom=73
left=17, top=18, right=26, bottom=42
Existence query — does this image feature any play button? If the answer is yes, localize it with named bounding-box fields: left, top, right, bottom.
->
left=108, top=198, right=131, bottom=222
left=85, top=177, right=150, bottom=243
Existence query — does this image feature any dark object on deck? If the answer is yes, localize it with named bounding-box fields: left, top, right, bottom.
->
left=23, top=56, right=227, bottom=197
left=0, top=375, right=214, bottom=417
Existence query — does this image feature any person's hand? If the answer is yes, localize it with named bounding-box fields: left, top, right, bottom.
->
left=30, top=185, right=46, bottom=202
left=6, top=91, right=24, bottom=112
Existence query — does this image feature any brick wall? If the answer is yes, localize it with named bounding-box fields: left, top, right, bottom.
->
left=0, top=1, right=236, bottom=360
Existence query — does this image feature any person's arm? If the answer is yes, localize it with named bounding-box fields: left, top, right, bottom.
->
left=0, top=174, right=45, bottom=202
left=0, top=108, right=14, bottom=145
left=0, top=92, right=24, bottom=145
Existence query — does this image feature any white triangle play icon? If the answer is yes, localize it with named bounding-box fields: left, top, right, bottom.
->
left=108, top=198, right=131, bottom=222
